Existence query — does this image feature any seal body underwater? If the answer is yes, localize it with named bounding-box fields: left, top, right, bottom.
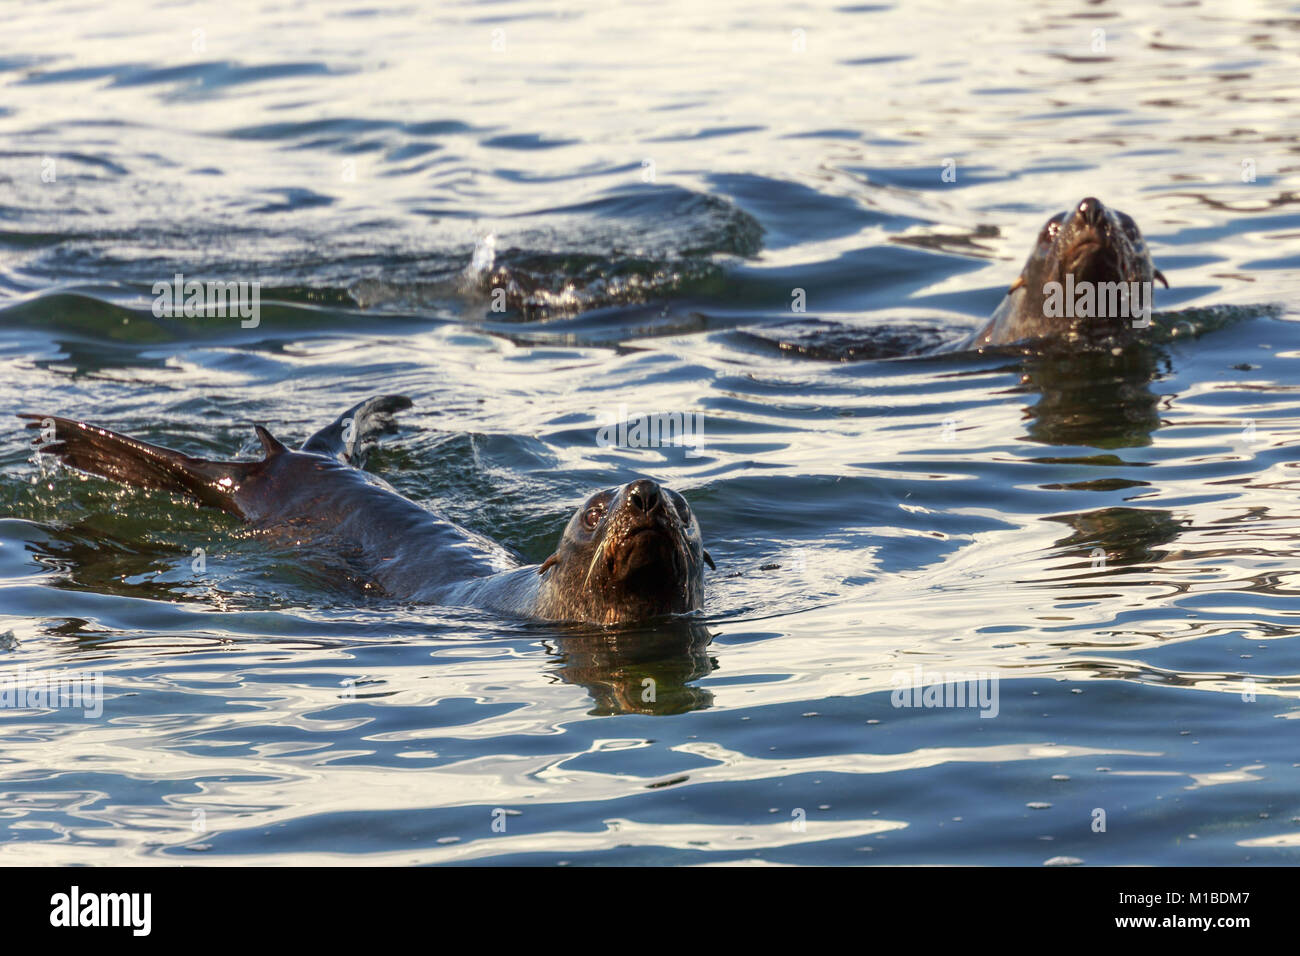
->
left=20, top=397, right=713, bottom=626
left=962, top=197, right=1168, bottom=349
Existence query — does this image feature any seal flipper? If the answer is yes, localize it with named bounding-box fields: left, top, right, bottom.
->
left=18, top=414, right=264, bottom=517
left=255, top=425, right=288, bottom=457
left=300, top=394, right=412, bottom=469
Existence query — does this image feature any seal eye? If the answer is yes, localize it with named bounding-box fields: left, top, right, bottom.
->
left=673, top=497, right=692, bottom=525
left=582, top=505, right=605, bottom=531
left=1038, top=213, right=1065, bottom=246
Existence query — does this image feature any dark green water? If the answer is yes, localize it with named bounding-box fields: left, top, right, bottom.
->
left=2, top=0, right=1299, bottom=865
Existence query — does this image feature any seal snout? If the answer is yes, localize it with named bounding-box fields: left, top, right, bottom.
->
left=1059, top=196, right=1124, bottom=282
left=626, top=479, right=662, bottom=515
left=602, top=478, right=690, bottom=583
left=1077, top=196, right=1107, bottom=227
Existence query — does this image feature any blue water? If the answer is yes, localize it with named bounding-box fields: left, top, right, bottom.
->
left=2, top=0, right=1300, bottom=865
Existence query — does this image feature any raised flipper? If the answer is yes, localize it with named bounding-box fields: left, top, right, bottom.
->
left=17, top=414, right=282, bottom=518
left=300, top=394, right=412, bottom=468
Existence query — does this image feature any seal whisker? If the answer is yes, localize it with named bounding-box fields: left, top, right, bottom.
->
left=674, top=534, right=690, bottom=578
left=583, top=535, right=609, bottom=589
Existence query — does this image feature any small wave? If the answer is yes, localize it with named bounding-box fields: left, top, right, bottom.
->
left=355, top=187, right=763, bottom=319
left=0, top=290, right=433, bottom=347
left=734, top=315, right=969, bottom=360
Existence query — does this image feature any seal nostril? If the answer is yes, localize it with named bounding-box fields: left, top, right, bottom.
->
left=627, top=479, right=661, bottom=514
left=1078, top=197, right=1105, bottom=226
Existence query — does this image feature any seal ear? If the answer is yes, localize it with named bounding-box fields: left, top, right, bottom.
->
left=1006, top=275, right=1026, bottom=295
left=1153, top=269, right=1169, bottom=289
left=254, top=426, right=288, bottom=458
left=703, top=550, right=715, bottom=571
left=538, top=554, right=560, bottom=576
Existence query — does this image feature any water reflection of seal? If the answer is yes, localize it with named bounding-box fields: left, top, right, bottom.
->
left=964, top=197, right=1168, bottom=349
left=549, top=621, right=716, bottom=716
left=20, top=397, right=713, bottom=626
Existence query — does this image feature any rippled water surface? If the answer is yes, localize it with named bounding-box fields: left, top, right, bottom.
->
left=3, top=0, right=1300, bottom=865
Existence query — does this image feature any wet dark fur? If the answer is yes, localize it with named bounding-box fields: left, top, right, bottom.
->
left=20, top=398, right=711, bottom=625
left=965, top=197, right=1167, bottom=348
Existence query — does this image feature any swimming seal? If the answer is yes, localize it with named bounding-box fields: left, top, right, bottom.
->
left=19, top=397, right=713, bottom=626
left=964, top=197, right=1168, bottom=348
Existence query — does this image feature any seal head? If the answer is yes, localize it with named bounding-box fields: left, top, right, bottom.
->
left=969, top=197, right=1168, bottom=347
left=533, top=478, right=713, bottom=625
